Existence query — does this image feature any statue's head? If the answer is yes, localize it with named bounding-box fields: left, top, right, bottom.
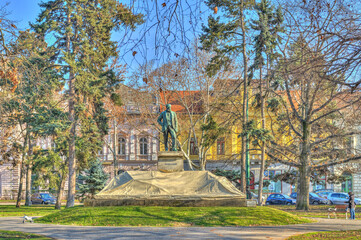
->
left=166, top=104, right=171, bottom=112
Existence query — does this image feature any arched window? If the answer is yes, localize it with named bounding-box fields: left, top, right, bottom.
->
left=118, top=137, right=126, bottom=155
left=139, top=137, right=148, bottom=155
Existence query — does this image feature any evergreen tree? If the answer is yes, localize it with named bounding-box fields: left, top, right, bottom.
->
left=200, top=0, right=254, bottom=193
left=32, top=0, right=143, bottom=207
left=250, top=0, right=283, bottom=206
left=1, top=30, right=62, bottom=207
left=77, top=158, right=109, bottom=201
left=31, top=106, right=70, bottom=209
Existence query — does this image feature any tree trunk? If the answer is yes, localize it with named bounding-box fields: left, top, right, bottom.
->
left=66, top=72, right=76, bottom=208
left=258, top=143, right=265, bottom=205
left=240, top=0, right=248, bottom=194
left=296, top=163, right=310, bottom=210
left=24, top=164, right=32, bottom=206
left=200, top=150, right=208, bottom=171
left=241, top=138, right=247, bottom=193
left=296, top=121, right=311, bottom=210
left=66, top=8, right=77, bottom=208
left=258, top=68, right=265, bottom=206
left=113, top=118, right=117, bottom=177
left=56, top=170, right=66, bottom=210
left=25, top=138, right=33, bottom=206
left=16, top=130, right=29, bottom=208
left=16, top=160, right=26, bottom=208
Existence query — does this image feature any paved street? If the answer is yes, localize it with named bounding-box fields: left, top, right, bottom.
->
left=1, top=217, right=361, bottom=240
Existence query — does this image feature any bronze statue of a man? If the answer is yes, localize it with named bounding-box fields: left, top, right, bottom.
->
left=157, top=104, right=178, bottom=151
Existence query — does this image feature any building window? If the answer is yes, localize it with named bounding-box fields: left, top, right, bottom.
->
left=118, top=137, right=126, bottom=155
left=190, top=138, right=198, bottom=155
left=217, top=137, right=225, bottom=155
left=139, top=137, right=148, bottom=155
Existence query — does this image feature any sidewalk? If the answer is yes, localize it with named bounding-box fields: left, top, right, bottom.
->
left=1, top=217, right=361, bottom=240
left=0, top=202, right=83, bottom=205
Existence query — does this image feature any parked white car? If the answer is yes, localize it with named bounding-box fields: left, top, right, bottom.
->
left=327, top=192, right=361, bottom=205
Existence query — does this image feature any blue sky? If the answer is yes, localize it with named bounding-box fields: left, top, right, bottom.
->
left=7, top=0, right=41, bottom=30
left=6, top=0, right=209, bottom=77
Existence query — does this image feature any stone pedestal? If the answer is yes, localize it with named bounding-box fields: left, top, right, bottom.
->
left=157, top=151, right=184, bottom=172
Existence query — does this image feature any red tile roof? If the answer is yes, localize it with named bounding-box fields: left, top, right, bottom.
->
left=159, top=91, right=203, bottom=113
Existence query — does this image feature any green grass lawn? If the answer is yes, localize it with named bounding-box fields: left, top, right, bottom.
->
left=35, top=206, right=313, bottom=227
left=287, top=230, right=361, bottom=240
left=268, top=205, right=360, bottom=219
left=0, top=230, right=52, bottom=240
left=0, top=205, right=61, bottom=217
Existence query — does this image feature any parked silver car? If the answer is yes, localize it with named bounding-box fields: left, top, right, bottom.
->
left=31, top=193, right=56, bottom=204
left=327, top=192, right=361, bottom=205
left=314, top=189, right=334, bottom=199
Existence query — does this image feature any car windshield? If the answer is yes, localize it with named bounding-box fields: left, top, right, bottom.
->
left=310, top=193, right=319, bottom=197
left=283, top=195, right=292, bottom=199
left=40, top=193, right=53, bottom=198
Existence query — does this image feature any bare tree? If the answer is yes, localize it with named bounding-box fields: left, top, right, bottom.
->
left=118, top=0, right=208, bottom=72
left=267, top=0, right=361, bottom=210
left=0, top=2, right=19, bottom=115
